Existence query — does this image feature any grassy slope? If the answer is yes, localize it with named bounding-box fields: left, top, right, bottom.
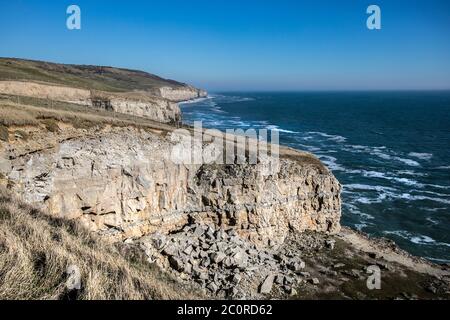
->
left=0, top=186, right=202, bottom=300
left=0, top=57, right=187, bottom=92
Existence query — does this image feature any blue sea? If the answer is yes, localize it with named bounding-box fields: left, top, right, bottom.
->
left=180, top=92, right=450, bottom=263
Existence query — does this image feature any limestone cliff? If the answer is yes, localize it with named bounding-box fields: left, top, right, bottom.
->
left=0, top=81, right=182, bottom=124
left=157, top=85, right=208, bottom=102
left=0, top=123, right=341, bottom=245
left=0, top=58, right=209, bottom=124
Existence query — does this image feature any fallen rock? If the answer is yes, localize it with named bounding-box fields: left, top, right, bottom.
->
left=259, top=274, right=275, bottom=294
left=325, top=239, right=336, bottom=250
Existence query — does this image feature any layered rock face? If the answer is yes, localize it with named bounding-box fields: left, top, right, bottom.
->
left=0, top=124, right=341, bottom=245
left=0, top=81, right=182, bottom=124
left=157, top=86, right=208, bottom=102
left=91, top=92, right=182, bottom=125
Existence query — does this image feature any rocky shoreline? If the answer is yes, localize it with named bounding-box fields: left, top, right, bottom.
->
left=136, top=222, right=450, bottom=299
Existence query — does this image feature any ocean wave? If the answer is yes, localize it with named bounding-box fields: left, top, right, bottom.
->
left=408, top=152, right=433, bottom=160
left=425, top=257, right=450, bottom=264
left=396, top=170, right=427, bottom=177
left=344, top=183, right=450, bottom=205
left=343, top=203, right=374, bottom=220
left=394, top=157, right=421, bottom=167
left=421, top=207, right=447, bottom=212
left=425, top=217, right=439, bottom=225
left=216, top=95, right=256, bottom=103
left=345, top=145, right=421, bottom=167
left=317, top=155, right=346, bottom=171
left=266, top=125, right=298, bottom=134
left=179, top=96, right=214, bottom=105
left=436, top=165, right=450, bottom=169
left=354, top=223, right=369, bottom=231
left=384, top=231, right=450, bottom=248
left=355, top=170, right=420, bottom=186
left=411, top=190, right=450, bottom=197
left=343, top=183, right=397, bottom=192
left=422, top=184, right=450, bottom=190
left=396, top=194, right=450, bottom=205
left=307, top=131, right=347, bottom=143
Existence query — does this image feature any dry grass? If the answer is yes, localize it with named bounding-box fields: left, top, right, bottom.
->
left=0, top=95, right=176, bottom=134
left=0, top=105, right=38, bottom=127
left=0, top=187, right=202, bottom=300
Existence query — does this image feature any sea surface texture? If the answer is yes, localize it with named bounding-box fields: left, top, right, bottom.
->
left=180, top=92, right=450, bottom=263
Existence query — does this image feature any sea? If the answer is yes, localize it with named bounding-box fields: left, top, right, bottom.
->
left=180, top=91, right=450, bottom=263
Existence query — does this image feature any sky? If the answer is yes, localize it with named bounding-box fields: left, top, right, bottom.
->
left=1, top=0, right=449, bottom=91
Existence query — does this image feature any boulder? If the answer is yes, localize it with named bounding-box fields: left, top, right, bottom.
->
left=259, top=274, right=275, bottom=294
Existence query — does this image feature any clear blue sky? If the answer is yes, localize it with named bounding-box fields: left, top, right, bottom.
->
left=1, top=0, right=449, bottom=91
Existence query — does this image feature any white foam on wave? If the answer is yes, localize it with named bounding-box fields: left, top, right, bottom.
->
left=344, top=182, right=450, bottom=205
left=396, top=170, right=427, bottom=177
left=307, top=131, right=347, bottom=143
left=317, top=154, right=346, bottom=171
left=410, top=235, right=436, bottom=245
left=397, top=194, right=450, bottom=205
left=344, top=183, right=397, bottom=192
left=421, top=207, right=447, bottom=212
left=426, top=257, right=450, bottom=263
left=422, top=184, right=450, bottom=190
left=394, top=157, right=421, bottom=167
left=179, top=96, right=214, bottom=105
left=354, top=223, right=369, bottom=231
left=346, top=145, right=421, bottom=167
left=425, top=217, right=439, bottom=225
left=266, top=125, right=298, bottom=134
left=343, top=203, right=374, bottom=220
left=412, top=190, right=450, bottom=197
left=382, top=230, right=450, bottom=247
left=408, top=152, right=433, bottom=161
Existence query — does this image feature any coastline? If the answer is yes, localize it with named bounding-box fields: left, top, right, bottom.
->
left=179, top=92, right=450, bottom=265
left=1, top=59, right=449, bottom=299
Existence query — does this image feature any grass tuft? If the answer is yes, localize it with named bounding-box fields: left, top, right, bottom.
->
left=0, top=187, right=203, bottom=300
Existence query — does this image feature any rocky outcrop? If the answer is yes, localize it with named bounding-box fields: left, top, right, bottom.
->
left=0, top=81, right=182, bottom=124
left=0, top=124, right=341, bottom=245
left=91, top=91, right=182, bottom=125
left=157, top=85, right=208, bottom=102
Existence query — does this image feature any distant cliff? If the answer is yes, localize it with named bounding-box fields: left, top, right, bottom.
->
left=0, top=58, right=207, bottom=124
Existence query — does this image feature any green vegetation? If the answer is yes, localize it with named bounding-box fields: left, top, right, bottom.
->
left=0, top=57, right=186, bottom=92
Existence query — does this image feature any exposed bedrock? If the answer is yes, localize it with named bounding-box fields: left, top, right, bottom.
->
left=156, top=85, right=208, bottom=102
left=0, top=81, right=186, bottom=124
left=0, top=125, right=341, bottom=245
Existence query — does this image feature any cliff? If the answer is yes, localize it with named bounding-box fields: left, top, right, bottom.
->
left=0, top=58, right=207, bottom=124
left=0, top=59, right=449, bottom=300
left=0, top=113, right=340, bottom=246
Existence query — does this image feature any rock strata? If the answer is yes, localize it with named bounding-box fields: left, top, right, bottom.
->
left=0, top=124, right=341, bottom=246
